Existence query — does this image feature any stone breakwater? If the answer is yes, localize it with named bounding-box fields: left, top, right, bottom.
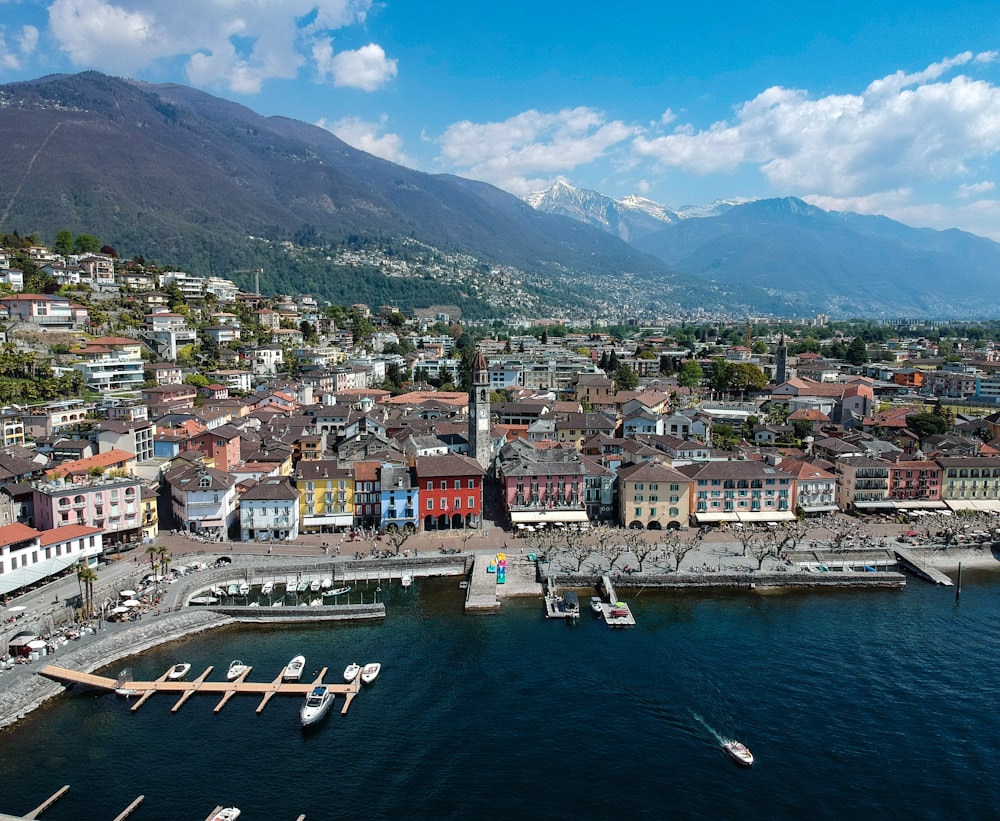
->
left=549, top=570, right=908, bottom=591
left=0, top=609, right=232, bottom=731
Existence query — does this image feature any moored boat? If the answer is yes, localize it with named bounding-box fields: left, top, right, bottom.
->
left=324, top=586, right=351, bottom=597
left=189, top=596, right=219, bottom=606
left=226, top=583, right=239, bottom=595
left=723, top=739, right=754, bottom=766
left=401, top=574, right=412, bottom=588
left=343, top=662, right=361, bottom=682
left=300, top=685, right=335, bottom=727
left=361, top=662, right=381, bottom=684
left=260, top=581, right=274, bottom=595
left=296, top=580, right=309, bottom=593
left=590, top=596, right=603, bottom=614
left=282, top=655, right=305, bottom=681
left=321, top=577, right=332, bottom=589
left=309, top=579, right=321, bottom=592
left=226, top=660, right=249, bottom=681
left=210, top=807, right=241, bottom=821
left=167, top=662, right=191, bottom=681
left=238, top=581, right=250, bottom=595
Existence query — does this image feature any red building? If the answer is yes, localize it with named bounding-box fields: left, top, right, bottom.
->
left=188, top=425, right=242, bottom=472
left=414, top=454, right=485, bottom=531
left=888, top=459, right=943, bottom=505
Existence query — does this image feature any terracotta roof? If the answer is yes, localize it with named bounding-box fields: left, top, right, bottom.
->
left=0, top=523, right=40, bottom=545
left=38, top=525, right=103, bottom=546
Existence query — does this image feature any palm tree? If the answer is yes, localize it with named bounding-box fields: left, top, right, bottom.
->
left=75, top=563, right=98, bottom=614
left=156, top=545, right=171, bottom=578
left=144, top=544, right=159, bottom=576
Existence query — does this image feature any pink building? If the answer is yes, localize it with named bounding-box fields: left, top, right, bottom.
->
left=32, top=475, right=143, bottom=549
left=888, top=460, right=943, bottom=504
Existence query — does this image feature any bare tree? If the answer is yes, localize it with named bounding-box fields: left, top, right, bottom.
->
left=732, top=524, right=758, bottom=557
left=666, top=530, right=703, bottom=571
left=623, top=529, right=659, bottom=572
left=591, top=524, right=627, bottom=571
left=748, top=533, right=779, bottom=570
left=776, top=518, right=808, bottom=551
left=386, top=525, right=413, bottom=555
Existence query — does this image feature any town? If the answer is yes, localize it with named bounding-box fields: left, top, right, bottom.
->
left=0, top=232, right=999, bottom=606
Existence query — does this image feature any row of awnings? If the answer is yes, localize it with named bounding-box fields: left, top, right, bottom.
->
left=692, top=511, right=797, bottom=524
left=944, top=500, right=1000, bottom=513
left=510, top=510, right=589, bottom=525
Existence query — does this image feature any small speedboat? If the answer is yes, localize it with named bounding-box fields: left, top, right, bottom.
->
left=723, top=740, right=754, bottom=767
left=238, top=581, right=250, bottom=595
left=296, top=580, right=309, bottom=593
left=324, top=586, right=351, bottom=597
left=309, top=598, right=322, bottom=606
left=361, top=662, right=381, bottom=685
left=226, top=583, right=239, bottom=595
left=226, top=660, right=249, bottom=681
left=189, top=596, right=219, bottom=606
left=300, top=685, right=335, bottom=727
left=271, top=600, right=284, bottom=607
left=590, top=596, right=603, bottom=614
left=168, top=662, right=192, bottom=681
left=309, top=579, right=321, bottom=593
left=321, top=577, right=332, bottom=589
left=260, top=581, right=274, bottom=596
left=401, top=574, right=412, bottom=588
left=343, top=662, right=361, bottom=682
left=210, top=807, right=241, bottom=821
left=282, top=655, right=305, bottom=681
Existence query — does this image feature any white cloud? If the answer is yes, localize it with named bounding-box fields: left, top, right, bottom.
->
left=957, top=181, right=995, bottom=198
left=317, top=114, right=413, bottom=166
left=0, top=24, right=38, bottom=70
left=436, top=107, right=635, bottom=195
left=633, top=52, right=1000, bottom=202
left=320, top=42, right=397, bottom=92
left=44, top=0, right=387, bottom=94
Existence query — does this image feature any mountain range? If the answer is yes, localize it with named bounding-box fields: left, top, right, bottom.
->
left=2, top=71, right=999, bottom=319
left=524, top=182, right=1000, bottom=317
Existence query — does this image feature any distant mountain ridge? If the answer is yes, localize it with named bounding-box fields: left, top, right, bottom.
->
left=0, top=71, right=699, bottom=317
left=525, top=182, right=1000, bottom=317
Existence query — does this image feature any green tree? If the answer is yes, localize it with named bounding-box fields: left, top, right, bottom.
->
left=73, top=234, right=101, bottom=253
left=907, top=412, right=950, bottom=440
left=845, top=336, right=869, bottom=365
left=54, top=229, right=74, bottom=256
left=613, top=363, right=639, bottom=392
left=726, top=362, right=768, bottom=398
left=677, top=359, right=703, bottom=389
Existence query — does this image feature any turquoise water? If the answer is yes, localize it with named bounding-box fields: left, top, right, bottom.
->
left=1, top=573, right=998, bottom=819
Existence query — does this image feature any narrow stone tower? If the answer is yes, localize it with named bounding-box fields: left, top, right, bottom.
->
left=775, top=333, right=788, bottom=384
left=469, top=349, right=492, bottom=469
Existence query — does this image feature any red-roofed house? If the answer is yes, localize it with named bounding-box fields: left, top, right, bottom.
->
left=46, top=449, right=137, bottom=482
left=414, top=453, right=485, bottom=531
left=0, top=523, right=103, bottom=597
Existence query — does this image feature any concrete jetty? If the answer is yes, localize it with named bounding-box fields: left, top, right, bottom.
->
left=893, top=547, right=954, bottom=586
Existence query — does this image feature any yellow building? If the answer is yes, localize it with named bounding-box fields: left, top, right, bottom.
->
left=293, top=460, right=354, bottom=532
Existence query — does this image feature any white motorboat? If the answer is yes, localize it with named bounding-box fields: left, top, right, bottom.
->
left=189, top=596, right=219, bottom=606
left=401, top=574, right=412, bottom=588
left=296, top=580, right=309, bottom=593
left=723, top=740, right=754, bottom=767
left=226, top=660, right=249, bottom=681
left=271, top=600, right=284, bottom=607
left=167, top=662, right=191, bottom=681
left=590, top=596, right=604, bottom=614
left=360, top=662, right=381, bottom=685
left=260, top=581, right=274, bottom=596
left=238, top=581, right=250, bottom=595
left=210, top=808, right=241, bottom=821
left=309, top=598, right=322, bottom=606
left=321, top=577, right=332, bottom=589
left=343, top=662, right=361, bottom=682
left=300, top=685, right=335, bottom=727
left=309, top=579, right=321, bottom=593
left=282, top=655, right=305, bottom=681
left=323, top=586, right=351, bottom=597
left=226, top=583, right=239, bottom=595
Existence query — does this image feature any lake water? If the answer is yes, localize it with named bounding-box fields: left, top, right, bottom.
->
left=1, top=571, right=997, bottom=820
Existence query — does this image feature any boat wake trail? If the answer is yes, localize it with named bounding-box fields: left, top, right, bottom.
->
left=692, top=711, right=727, bottom=745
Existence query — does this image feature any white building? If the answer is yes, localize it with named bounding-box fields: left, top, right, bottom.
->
left=239, top=477, right=301, bottom=541
left=0, top=523, right=103, bottom=597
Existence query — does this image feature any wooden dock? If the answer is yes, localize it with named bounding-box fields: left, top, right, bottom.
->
left=893, top=547, right=954, bottom=586
left=38, top=665, right=363, bottom=715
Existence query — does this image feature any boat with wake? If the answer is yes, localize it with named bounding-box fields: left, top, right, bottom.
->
left=723, top=739, right=754, bottom=767
left=300, top=686, right=335, bottom=727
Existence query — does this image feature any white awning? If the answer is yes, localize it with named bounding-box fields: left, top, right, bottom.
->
left=945, top=500, right=1000, bottom=512
left=693, top=511, right=740, bottom=523
left=0, top=549, right=101, bottom=597
left=303, top=515, right=354, bottom=526
left=510, top=510, right=589, bottom=524
left=853, top=501, right=895, bottom=509
left=736, top=511, right=797, bottom=522
left=893, top=500, right=947, bottom=510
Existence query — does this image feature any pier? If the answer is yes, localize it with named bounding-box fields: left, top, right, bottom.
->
left=598, top=575, right=636, bottom=627
left=38, top=664, right=363, bottom=715
left=464, top=555, right=500, bottom=611
left=893, top=547, right=954, bottom=586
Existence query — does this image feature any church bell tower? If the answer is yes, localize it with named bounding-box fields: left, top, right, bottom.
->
left=469, top=349, right=491, bottom=469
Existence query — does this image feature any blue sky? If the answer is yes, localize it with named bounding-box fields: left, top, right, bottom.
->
left=3, top=1, right=1000, bottom=238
